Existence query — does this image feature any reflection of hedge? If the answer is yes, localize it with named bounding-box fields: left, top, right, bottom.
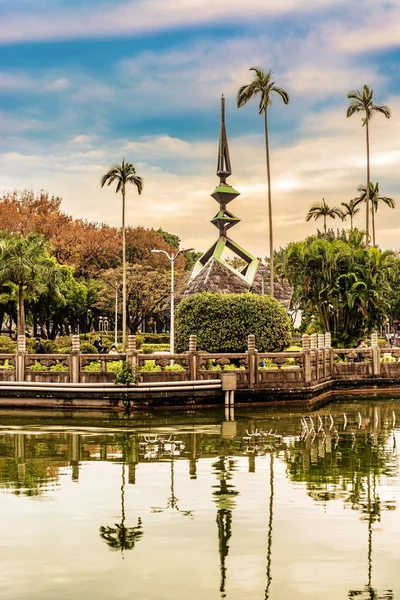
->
left=176, top=292, right=292, bottom=353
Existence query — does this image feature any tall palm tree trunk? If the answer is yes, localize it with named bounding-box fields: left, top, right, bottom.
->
left=122, top=186, right=127, bottom=351
left=264, top=109, right=274, bottom=297
left=18, top=284, right=25, bottom=338
left=350, top=214, right=353, bottom=230
left=323, top=214, right=327, bottom=233
left=366, top=121, right=370, bottom=247
left=371, top=205, right=376, bottom=247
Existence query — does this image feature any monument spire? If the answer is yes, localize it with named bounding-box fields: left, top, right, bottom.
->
left=217, top=95, right=232, bottom=185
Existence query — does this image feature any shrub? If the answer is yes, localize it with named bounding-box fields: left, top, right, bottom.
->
left=0, top=336, right=16, bottom=353
left=164, top=363, right=185, bottom=371
left=26, top=339, right=57, bottom=354
left=27, top=360, right=48, bottom=371
left=107, top=360, right=123, bottom=373
left=83, top=361, right=101, bottom=372
left=80, top=341, right=98, bottom=354
left=49, top=361, right=69, bottom=372
left=0, top=360, right=15, bottom=370
left=114, top=362, right=139, bottom=386
left=176, top=292, right=292, bottom=353
left=141, top=333, right=170, bottom=344
left=140, top=360, right=162, bottom=372
left=141, top=343, right=170, bottom=354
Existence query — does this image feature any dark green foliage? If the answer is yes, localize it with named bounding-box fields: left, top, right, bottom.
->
left=282, top=236, right=396, bottom=346
left=79, top=341, right=97, bottom=354
left=0, top=336, right=16, bottom=353
left=141, top=333, right=170, bottom=344
left=114, top=361, right=139, bottom=386
left=176, top=292, right=292, bottom=352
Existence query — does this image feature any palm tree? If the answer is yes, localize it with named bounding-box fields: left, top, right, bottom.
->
left=346, top=85, right=391, bottom=247
left=356, top=182, right=395, bottom=246
left=340, top=199, right=362, bottom=230
left=237, top=67, right=290, bottom=298
left=306, top=199, right=342, bottom=233
left=0, top=232, right=58, bottom=338
left=101, top=159, right=143, bottom=351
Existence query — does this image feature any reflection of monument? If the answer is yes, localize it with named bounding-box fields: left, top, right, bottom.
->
left=212, top=456, right=239, bottom=599
left=186, top=97, right=259, bottom=295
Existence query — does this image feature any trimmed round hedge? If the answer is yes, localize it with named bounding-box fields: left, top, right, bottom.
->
left=176, top=292, right=292, bottom=353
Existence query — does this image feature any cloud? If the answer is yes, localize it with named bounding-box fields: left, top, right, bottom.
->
left=0, top=0, right=347, bottom=44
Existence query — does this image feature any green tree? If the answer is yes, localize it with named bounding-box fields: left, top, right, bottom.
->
left=0, top=232, right=59, bottom=338
left=306, top=199, right=342, bottom=233
left=346, top=85, right=391, bottom=247
left=356, top=182, right=395, bottom=247
left=237, top=67, right=290, bottom=298
left=101, top=159, right=143, bottom=350
left=283, top=236, right=395, bottom=345
left=340, top=199, right=362, bottom=231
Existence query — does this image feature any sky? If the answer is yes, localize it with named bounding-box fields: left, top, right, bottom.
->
left=0, top=0, right=399, bottom=258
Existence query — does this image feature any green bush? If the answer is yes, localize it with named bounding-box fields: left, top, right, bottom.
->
left=0, top=360, right=15, bottom=370
left=141, top=343, right=170, bottom=354
left=49, top=361, right=69, bottom=372
left=114, top=362, right=139, bottom=386
left=80, top=341, right=98, bottom=354
left=164, top=363, right=185, bottom=371
left=141, top=333, right=170, bottom=344
left=83, top=361, right=101, bottom=372
left=176, top=292, right=292, bottom=353
left=140, top=360, right=162, bottom=372
left=0, top=336, right=16, bottom=353
left=27, top=360, right=48, bottom=371
left=107, top=360, right=123, bottom=373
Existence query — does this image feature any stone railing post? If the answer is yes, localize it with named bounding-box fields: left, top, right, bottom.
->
left=317, top=334, right=325, bottom=349
left=310, top=334, right=319, bottom=380
left=70, top=334, right=81, bottom=383
left=302, top=335, right=311, bottom=385
left=370, top=333, right=380, bottom=376
left=324, top=332, right=333, bottom=375
left=127, top=335, right=138, bottom=371
left=310, top=334, right=318, bottom=350
left=16, top=335, right=26, bottom=382
left=370, top=332, right=378, bottom=347
left=188, top=335, right=199, bottom=380
left=247, top=335, right=258, bottom=388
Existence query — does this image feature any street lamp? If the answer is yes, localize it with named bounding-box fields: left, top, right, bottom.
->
left=259, top=265, right=267, bottom=296
left=151, top=248, right=194, bottom=357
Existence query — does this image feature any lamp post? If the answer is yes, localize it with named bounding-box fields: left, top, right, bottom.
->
left=115, top=282, right=118, bottom=347
left=259, top=265, right=267, bottom=296
left=151, top=248, right=193, bottom=356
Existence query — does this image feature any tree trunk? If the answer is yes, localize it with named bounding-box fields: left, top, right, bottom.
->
left=18, top=284, right=25, bottom=338
left=323, top=215, right=327, bottom=233
left=350, top=214, right=353, bottom=230
left=122, top=185, right=127, bottom=351
left=366, top=121, right=370, bottom=247
left=371, top=204, right=376, bottom=247
left=264, top=109, right=274, bottom=298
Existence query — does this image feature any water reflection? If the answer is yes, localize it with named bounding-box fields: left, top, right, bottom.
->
left=0, top=398, right=399, bottom=599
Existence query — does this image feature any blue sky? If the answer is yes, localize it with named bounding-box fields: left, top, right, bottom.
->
left=0, top=0, right=399, bottom=256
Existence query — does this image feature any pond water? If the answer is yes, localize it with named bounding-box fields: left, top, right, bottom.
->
left=0, top=395, right=399, bottom=599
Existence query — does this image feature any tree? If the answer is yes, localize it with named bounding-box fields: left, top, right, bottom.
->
left=237, top=67, right=290, bottom=298
left=306, top=199, right=342, bottom=233
left=356, top=182, right=395, bottom=247
left=282, top=236, right=396, bottom=345
left=101, top=159, right=143, bottom=350
left=340, top=199, right=362, bottom=231
left=0, top=232, right=60, bottom=337
left=346, top=85, right=391, bottom=247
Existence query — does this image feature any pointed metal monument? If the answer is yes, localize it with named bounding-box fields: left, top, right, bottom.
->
left=190, top=97, right=259, bottom=286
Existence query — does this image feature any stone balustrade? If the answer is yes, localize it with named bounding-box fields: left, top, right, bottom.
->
left=0, top=332, right=396, bottom=391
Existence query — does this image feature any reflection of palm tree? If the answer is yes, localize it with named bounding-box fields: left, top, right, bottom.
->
left=212, top=457, right=239, bottom=598
left=348, top=455, right=393, bottom=599
left=99, top=462, right=143, bottom=557
left=151, top=457, right=193, bottom=517
left=265, top=453, right=274, bottom=600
